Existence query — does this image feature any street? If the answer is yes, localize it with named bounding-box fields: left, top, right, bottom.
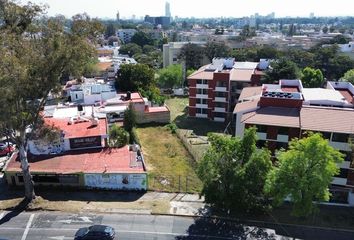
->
left=0, top=211, right=290, bottom=240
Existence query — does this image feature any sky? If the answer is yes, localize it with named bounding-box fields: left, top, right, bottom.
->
left=25, top=0, right=354, bottom=19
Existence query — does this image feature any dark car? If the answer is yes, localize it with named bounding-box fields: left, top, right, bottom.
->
left=74, top=225, right=115, bottom=240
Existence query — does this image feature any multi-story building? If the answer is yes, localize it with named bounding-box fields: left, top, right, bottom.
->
left=188, top=58, right=266, bottom=122
left=162, top=41, right=209, bottom=68
left=234, top=80, right=354, bottom=205
left=117, top=29, right=137, bottom=43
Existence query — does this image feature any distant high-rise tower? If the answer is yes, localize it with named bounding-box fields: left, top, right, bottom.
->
left=116, top=11, right=120, bottom=21
left=165, top=2, right=171, bottom=17
left=310, top=12, right=315, bottom=18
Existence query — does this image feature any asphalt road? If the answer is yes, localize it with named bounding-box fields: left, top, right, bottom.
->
left=0, top=210, right=290, bottom=240
left=0, top=211, right=354, bottom=240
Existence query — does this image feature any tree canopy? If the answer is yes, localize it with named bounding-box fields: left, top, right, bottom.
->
left=131, top=31, right=153, bottom=47
left=198, top=128, right=272, bottom=213
left=0, top=0, right=103, bottom=200
left=265, top=133, right=343, bottom=217
left=265, top=58, right=300, bottom=83
left=301, top=67, right=324, bottom=88
left=108, top=125, right=129, bottom=148
left=179, top=43, right=205, bottom=70
left=115, top=63, right=155, bottom=92
left=118, top=43, right=142, bottom=57
left=157, top=64, right=183, bottom=88
left=204, top=41, right=231, bottom=61
left=341, top=69, right=354, bottom=84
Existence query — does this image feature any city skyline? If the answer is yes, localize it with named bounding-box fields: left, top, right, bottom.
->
left=24, top=0, right=354, bottom=19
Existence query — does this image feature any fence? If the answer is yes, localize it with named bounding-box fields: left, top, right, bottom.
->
left=148, top=174, right=202, bottom=193
left=176, top=129, right=209, bottom=161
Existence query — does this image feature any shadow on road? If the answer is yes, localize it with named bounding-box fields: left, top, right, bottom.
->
left=0, top=198, right=29, bottom=225
left=175, top=217, right=278, bottom=240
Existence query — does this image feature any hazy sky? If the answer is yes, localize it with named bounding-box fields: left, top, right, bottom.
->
left=25, top=0, right=354, bottom=19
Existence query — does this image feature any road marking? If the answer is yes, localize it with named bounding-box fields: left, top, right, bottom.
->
left=49, top=236, right=72, bottom=240
left=20, top=213, right=34, bottom=240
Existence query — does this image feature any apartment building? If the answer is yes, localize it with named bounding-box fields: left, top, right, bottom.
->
left=234, top=80, right=354, bottom=204
left=117, top=29, right=137, bottom=43
left=188, top=58, right=265, bottom=122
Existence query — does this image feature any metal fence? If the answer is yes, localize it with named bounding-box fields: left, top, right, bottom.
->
left=148, top=174, right=202, bottom=193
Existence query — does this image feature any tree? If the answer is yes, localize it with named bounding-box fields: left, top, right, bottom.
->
left=107, top=36, right=120, bottom=46
left=288, top=24, right=296, bottom=36
left=265, top=133, right=343, bottom=217
left=0, top=1, right=103, bottom=201
left=265, top=58, right=300, bottom=83
left=239, top=24, right=256, bottom=40
left=301, top=67, right=324, bottom=88
left=341, top=69, right=354, bottom=84
left=118, top=43, right=142, bottom=57
left=286, top=49, right=315, bottom=69
left=204, top=41, right=231, bottom=61
left=105, top=22, right=116, bottom=38
left=115, top=64, right=155, bottom=92
left=198, top=128, right=272, bottom=213
left=329, top=25, right=336, bottom=33
left=108, top=125, right=129, bottom=148
left=131, top=31, right=153, bottom=47
left=322, top=26, right=328, bottom=34
left=179, top=43, right=205, bottom=70
left=157, top=64, right=183, bottom=88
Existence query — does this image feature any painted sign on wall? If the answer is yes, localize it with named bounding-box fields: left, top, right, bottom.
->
left=70, top=136, right=102, bottom=149
left=84, top=173, right=147, bottom=190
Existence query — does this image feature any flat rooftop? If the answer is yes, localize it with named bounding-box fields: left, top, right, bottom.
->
left=6, top=147, right=145, bottom=174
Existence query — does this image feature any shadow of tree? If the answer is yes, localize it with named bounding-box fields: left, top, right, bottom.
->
left=0, top=198, right=30, bottom=225
left=175, top=217, right=279, bottom=240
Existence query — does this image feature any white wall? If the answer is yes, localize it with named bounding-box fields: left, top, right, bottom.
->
left=84, top=173, right=147, bottom=190
left=28, top=140, right=64, bottom=155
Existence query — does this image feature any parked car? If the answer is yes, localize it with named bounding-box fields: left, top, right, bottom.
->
left=0, top=142, right=15, bottom=156
left=74, top=225, right=116, bottom=240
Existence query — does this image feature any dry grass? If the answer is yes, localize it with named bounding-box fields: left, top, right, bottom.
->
left=136, top=126, right=202, bottom=193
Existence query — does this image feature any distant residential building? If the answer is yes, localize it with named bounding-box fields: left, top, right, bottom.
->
left=234, top=80, right=354, bottom=205
left=162, top=41, right=208, bottom=68
left=339, top=41, right=354, bottom=53
left=117, top=29, right=137, bottom=43
left=187, top=58, right=265, bottom=122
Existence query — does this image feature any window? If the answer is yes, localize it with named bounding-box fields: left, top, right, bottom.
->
left=33, top=175, right=60, bottom=183
left=336, top=168, right=349, bottom=178
left=340, top=151, right=352, bottom=162
left=332, top=133, right=349, bottom=143
left=197, top=89, right=208, bottom=95
left=215, top=92, right=226, bottom=97
left=173, top=57, right=178, bottom=62
left=215, top=102, right=225, bottom=108
left=216, top=81, right=227, bottom=87
left=202, top=108, right=208, bottom=114
left=319, top=131, right=331, bottom=140
left=197, top=79, right=208, bottom=85
left=256, top=125, right=267, bottom=133
left=278, top=127, right=289, bottom=135
left=214, top=112, right=225, bottom=118
left=196, top=98, right=208, bottom=105
left=256, top=140, right=267, bottom=148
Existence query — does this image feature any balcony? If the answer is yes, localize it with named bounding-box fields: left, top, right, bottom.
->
left=329, top=141, right=351, bottom=151
left=214, top=97, right=226, bottom=102
left=196, top=94, right=208, bottom=99
left=214, top=107, right=225, bottom=112
left=196, top=84, right=209, bottom=89
left=214, top=117, right=225, bottom=122
left=196, top=104, right=208, bottom=108
left=332, top=177, right=347, bottom=186
left=215, top=86, right=227, bottom=92
left=196, top=113, right=208, bottom=118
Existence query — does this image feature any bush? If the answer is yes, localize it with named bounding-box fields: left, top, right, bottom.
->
left=108, top=125, right=129, bottom=147
left=129, top=127, right=140, bottom=144
left=166, top=123, right=178, bottom=134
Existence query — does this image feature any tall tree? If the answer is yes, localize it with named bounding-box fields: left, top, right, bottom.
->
left=265, top=133, right=343, bottom=217
left=115, top=64, right=155, bottom=92
left=105, top=22, right=116, bottom=38
left=322, top=26, right=328, bottom=34
left=0, top=1, right=103, bottom=200
left=157, top=64, right=183, bottom=88
left=265, top=58, right=300, bottom=83
left=301, top=67, right=324, bottom=88
left=204, top=41, right=231, bottom=61
left=118, top=43, right=142, bottom=57
left=198, top=128, right=272, bottom=213
left=179, top=43, right=205, bottom=70
left=131, top=31, right=153, bottom=47
left=341, top=69, right=354, bottom=84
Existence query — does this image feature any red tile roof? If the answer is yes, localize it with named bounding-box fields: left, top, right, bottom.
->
left=337, top=89, right=354, bottom=104
left=233, top=99, right=259, bottom=113
left=44, top=118, right=107, bottom=139
left=146, top=106, right=169, bottom=113
left=238, top=86, right=262, bottom=101
left=230, top=69, right=254, bottom=82
left=6, top=147, right=145, bottom=174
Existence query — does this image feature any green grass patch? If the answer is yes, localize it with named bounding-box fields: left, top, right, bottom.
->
left=136, top=126, right=202, bottom=193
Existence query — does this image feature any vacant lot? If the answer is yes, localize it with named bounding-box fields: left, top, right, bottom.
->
left=165, top=97, right=225, bottom=136
left=136, top=126, right=202, bottom=193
